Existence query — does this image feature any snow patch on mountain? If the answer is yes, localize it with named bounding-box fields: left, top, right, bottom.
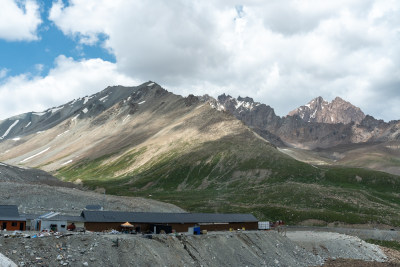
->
left=57, top=130, right=70, bottom=138
left=0, top=120, right=19, bottom=139
left=235, top=100, right=253, bottom=110
left=123, top=115, right=130, bottom=122
left=50, top=106, right=63, bottom=113
left=61, top=159, right=73, bottom=166
left=99, top=95, right=108, bottom=102
left=20, top=147, right=51, bottom=163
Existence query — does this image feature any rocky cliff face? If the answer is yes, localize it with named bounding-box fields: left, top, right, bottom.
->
left=208, top=95, right=399, bottom=149
left=208, top=94, right=285, bottom=146
left=288, top=96, right=366, bottom=124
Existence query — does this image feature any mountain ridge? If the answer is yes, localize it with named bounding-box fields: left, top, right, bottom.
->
left=206, top=94, right=399, bottom=149
left=2, top=87, right=398, bottom=148
left=0, top=84, right=147, bottom=141
left=1, top=82, right=400, bottom=225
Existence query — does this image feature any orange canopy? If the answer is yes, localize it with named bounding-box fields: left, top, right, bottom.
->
left=121, top=222, right=134, bottom=227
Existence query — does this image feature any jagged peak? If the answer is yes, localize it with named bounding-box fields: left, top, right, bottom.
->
left=332, top=96, right=353, bottom=105
left=237, top=96, right=254, bottom=103
left=314, top=96, right=325, bottom=103
left=289, top=96, right=366, bottom=124
left=217, top=93, right=234, bottom=102
left=305, top=96, right=327, bottom=107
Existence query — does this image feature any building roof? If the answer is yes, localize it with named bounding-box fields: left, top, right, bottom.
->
left=0, top=205, right=25, bottom=221
left=23, top=213, right=85, bottom=222
left=85, top=205, right=103, bottom=210
left=23, top=213, right=40, bottom=220
left=81, top=211, right=258, bottom=224
left=49, top=215, right=85, bottom=222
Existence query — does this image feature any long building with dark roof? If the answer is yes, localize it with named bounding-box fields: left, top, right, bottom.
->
left=1, top=205, right=259, bottom=233
left=81, top=210, right=258, bottom=232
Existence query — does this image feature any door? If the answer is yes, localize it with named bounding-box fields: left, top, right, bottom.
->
left=2, top=222, right=7, bottom=230
left=19, top=222, right=24, bottom=231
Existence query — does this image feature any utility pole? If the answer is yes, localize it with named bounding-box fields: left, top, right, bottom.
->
left=103, top=188, right=106, bottom=210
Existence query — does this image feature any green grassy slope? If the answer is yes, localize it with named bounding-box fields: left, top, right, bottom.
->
left=57, top=132, right=400, bottom=226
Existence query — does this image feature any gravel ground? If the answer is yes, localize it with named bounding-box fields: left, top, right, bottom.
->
left=288, top=226, right=400, bottom=242
left=0, top=231, right=324, bottom=267
left=318, top=258, right=400, bottom=267
left=2, top=230, right=399, bottom=266
left=287, top=231, right=388, bottom=262
left=1, top=162, right=184, bottom=215
left=0, top=181, right=185, bottom=215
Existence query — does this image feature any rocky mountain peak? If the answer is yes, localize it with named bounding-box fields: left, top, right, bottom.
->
left=314, top=96, right=326, bottom=104
left=288, top=96, right=366, bottom=125
left=217, top=93, right=233, bottom=103
left=237, top=96, right=254, bottom=103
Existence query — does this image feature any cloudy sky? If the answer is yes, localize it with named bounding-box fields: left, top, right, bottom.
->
left=0, top=0, right=399, bottom=121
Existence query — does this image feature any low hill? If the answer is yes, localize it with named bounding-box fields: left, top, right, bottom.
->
left=279, top=141, right=400, bottom=176
left=0, top=161, right=73, bottom=187
left=317, top=141, right=400, bottom=176
left=0, top=162, right=184, bottom=215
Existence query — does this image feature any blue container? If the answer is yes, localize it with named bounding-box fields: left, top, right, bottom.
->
left=194, top=226, right=201, bottom=235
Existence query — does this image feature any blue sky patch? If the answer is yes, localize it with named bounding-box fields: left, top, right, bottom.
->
left=0, top=1, right=114, bottom=78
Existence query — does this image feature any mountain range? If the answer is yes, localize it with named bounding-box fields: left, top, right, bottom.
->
left=210, top=94, right=400, bottom=175
left=212, top=94, right=399, bottom=149
left=1, top=82, right=399, bottom=226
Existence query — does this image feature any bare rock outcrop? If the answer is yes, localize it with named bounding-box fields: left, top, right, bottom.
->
left=288, top=96, right=366, bottom=124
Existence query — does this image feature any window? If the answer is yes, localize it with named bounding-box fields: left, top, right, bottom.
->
left=61, top=225, right=66, bottom=228
left=50, top=224, right=58, bottom=231
left=11, top=222, right=17, bottom=227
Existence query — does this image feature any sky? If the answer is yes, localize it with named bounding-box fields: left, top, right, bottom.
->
left=0, top=0, right=399, bottom=122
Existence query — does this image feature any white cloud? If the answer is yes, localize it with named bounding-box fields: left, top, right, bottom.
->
left=44, top=0, right=400, bottom=121
left=0, top=0, right=42, bottom=41
left=34, top=64, right=44, bottom=73
left=0, top=69, right=9, bottom=79
left=0, top=56, right=136, bottom=119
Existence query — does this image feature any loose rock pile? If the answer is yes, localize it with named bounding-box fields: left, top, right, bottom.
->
left=1, top=231, right=324, bottom=267
left=1, top=230, right=396, bottom=266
